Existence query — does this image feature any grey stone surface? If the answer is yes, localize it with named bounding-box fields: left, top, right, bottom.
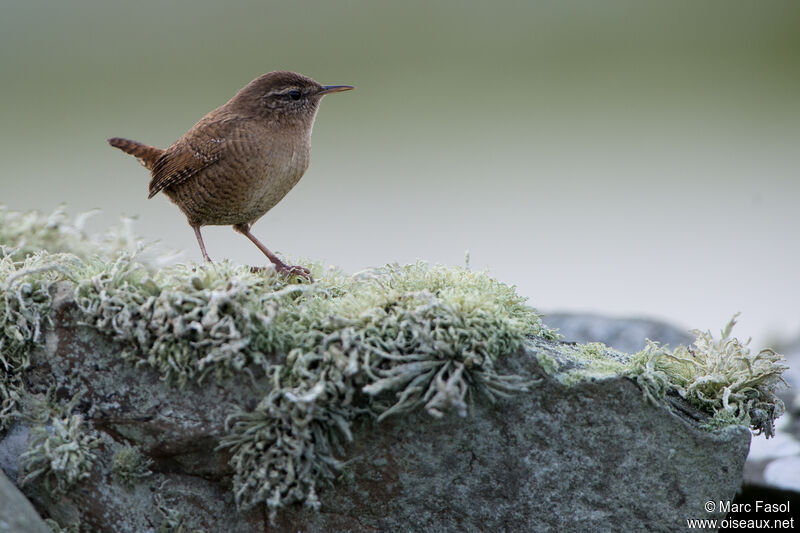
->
left=546, top=311, right=800, bottom=505
left=0, top=295, right=751, bottom=532
left=0, top=425, right=28, bottom=483
left=275, top=348, right=750, bottom=532
left=542, top=312, right=693, bottom=353
left=0, top=469, right=50, bottom=533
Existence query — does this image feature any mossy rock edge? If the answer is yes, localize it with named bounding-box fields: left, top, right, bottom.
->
left=1, top=289, right=755, bottom=532
left=0, top=207, right=788, bottom=531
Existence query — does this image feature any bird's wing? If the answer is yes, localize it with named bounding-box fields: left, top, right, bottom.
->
left=147, top=116, right=238, bottom=199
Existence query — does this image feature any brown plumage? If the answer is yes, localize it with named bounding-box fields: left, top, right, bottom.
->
left=107, top=137, right=163, bottom=170
left=108, top=70, right=353, bottom=281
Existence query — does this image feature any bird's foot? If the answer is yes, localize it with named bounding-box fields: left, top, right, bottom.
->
left=277, top=263, right=314, bottom=282
left=251, top=262, right=313, bottom=282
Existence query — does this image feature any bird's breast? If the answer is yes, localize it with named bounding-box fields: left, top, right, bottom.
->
left=235, top=132, right=311, bottom=221
left=166, top=125, right=312, bottom=227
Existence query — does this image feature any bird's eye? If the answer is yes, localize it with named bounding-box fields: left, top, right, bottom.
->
left=287, top=90, right=302, bottom=100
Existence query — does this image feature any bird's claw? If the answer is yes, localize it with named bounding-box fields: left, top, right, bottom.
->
left=280, top=264, right=313, bottom=282
left=251, top=263, right=313, bottom=282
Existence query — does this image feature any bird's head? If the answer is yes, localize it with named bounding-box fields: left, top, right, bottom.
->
left=230, top=70, right=353, bottom=125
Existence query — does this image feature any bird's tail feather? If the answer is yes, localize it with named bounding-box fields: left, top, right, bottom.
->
left=108, top=137, right=163, bottom=171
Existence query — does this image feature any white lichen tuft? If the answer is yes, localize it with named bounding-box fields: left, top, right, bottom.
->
left=2, top=212, right=554, bottom=519
left=70, top=256, right=287, bottom=385
left=0, top=250, right=65, bottom=429
left=0, top=206, right=173, bottom=429
left=0, top=205, right=98, bottom=261
left=219, top=262, right=551, bottom=520
left=112, top=444, right=154, bottom=488
left=0, top=204, right=176, bottom=265
left=627, top=314, right=788, bottom=437
left=1, top=206, right=790, bottom=520
left=44, top=518, right=80, bottom=533
left=18, top=414, right=101, bottom=495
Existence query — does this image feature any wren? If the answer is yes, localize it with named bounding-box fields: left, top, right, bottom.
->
left=108, top=70, right=354, bottom=281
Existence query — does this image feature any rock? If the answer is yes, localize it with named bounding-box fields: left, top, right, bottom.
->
left=274, top=349, right=750, bottom=532
left=542, top=312, right=693, bottom=353
left=0, top=205, right=784, bottom=533
left=0, top=424, right=28, bottom=483
left=0, top=469, right=50, bottom=533
left=0, top=290, right=753, bottom=532
left=546, top=311, right=800, bottom=513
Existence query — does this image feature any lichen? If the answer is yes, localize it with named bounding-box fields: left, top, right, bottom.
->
left=44, top=518, right=80, bottom=533
left=626, top=314, right=788, bottom=437
left=528, top=316, right=787, bottom=437
left=0, top=251, right=65, bottom=430
left=0, top=205, right=99, bottom=262
left=535, top=350, right=559, bottom=375
left=70, top=256, right=289, bottom=385
left=218, top=261, right=553, bottom=520
left=18, top=414, right=101, bottom=496
left=0, top=204, right=172, bottom=264
left=2, top=217, right=555, bottom=519
left=112, top=444, right=154, bottom=488
left=0, top=206, right=790, bottom=521
left=527, top=336, right=630, bottom=385
left=0, top=206, right=161, bottom=431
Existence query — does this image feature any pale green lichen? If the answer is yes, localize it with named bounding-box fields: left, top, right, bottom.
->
left=18, top=414, right=101, bottom=496
left=217, top=262, right=552, bottom=520
left=528, top=336, right=630, bottom=386
left=0, top=251, right=65, bottom=430
left=70, top=256, right=288, bottom=385
left=0, top=206, right=789, bottom=521
left=568, top=342, right=629, bottom=383
left=627, top=314, right=788, bottom=437
left=112, top=444, right=154, bottom=488
left=44, top=518, right=80, bottom=533
left=0, top=206, right=156, bottom=431
left=2, top=217, right=554, bottom=519
left=0, top=205, right=99, bottom=262
left=535, top=350, right=560, bottom=375
left=0, top=204, right=172, bottom=264
left=527, top=316, right=787, bottom=437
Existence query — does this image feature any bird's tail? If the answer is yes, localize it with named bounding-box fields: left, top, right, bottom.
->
left=108, top=137, right=163, bottom=171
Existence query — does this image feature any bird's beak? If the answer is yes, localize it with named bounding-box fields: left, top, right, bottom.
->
left=318, top=85, right=355, bottom=95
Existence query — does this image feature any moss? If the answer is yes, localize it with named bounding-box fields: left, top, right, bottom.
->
left=112, top=444, right=154, bottom=489
left=535, top=351, right=559, bottom=375
left=528, top=337, right=630, bottom=385
left=217, top=261, right=553, bottom=520
left=0, top=206, right=151, bottom=431
left=0, top=207, right=789, bottom=520
left=0, top=251, right=65, bottom=430
left=626, top=314, right=788, bottom=437
left=529, top=316, right=787, bottom=437
left=0, top=205, right=99, bottom=262
left=1, top=208, right=555, bottom=520
left=18, top=414, right=101, bottom=496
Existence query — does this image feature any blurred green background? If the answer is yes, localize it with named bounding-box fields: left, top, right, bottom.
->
left=1, top=0, right=798, bottom=348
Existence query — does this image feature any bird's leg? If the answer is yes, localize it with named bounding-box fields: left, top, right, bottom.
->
left=192, top=226, right=212, bottom=262
left=233, top=224, right=313, bottom=282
